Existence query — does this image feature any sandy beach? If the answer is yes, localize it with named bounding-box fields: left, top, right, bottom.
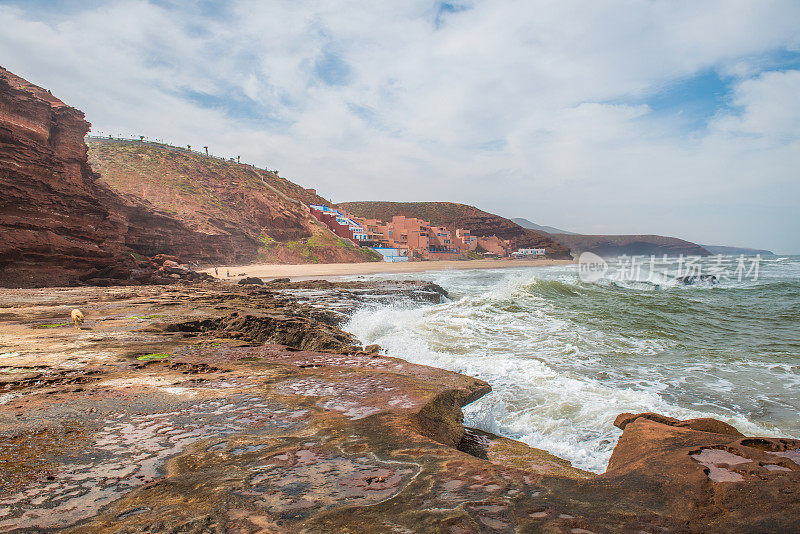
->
left=202, top=258, right=574, bottom=280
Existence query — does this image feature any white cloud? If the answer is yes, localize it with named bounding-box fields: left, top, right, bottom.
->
left=711, top=70, right=800, bottom=139
left=0, top=0, right=799, bottom=251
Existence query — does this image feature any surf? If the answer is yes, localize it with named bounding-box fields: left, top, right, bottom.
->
left=343, top=257, right=800, bottom=472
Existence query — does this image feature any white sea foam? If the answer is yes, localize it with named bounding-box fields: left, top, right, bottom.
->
left=343, top=260, right=800, bottom=473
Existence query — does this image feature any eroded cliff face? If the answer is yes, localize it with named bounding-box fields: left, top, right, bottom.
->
left=0, top=66, right=132, bottom=287
left=0, top=66, right=265, bottom=287
left=0, top=67, right=373, bottom=287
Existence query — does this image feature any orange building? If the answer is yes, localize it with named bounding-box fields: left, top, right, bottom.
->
left=477, top=235, right=512, bottom=257
left=310, top=204, right=510, bottom=260
left=456, top=229, right=478, bottom=251
left=378, top=217, right=470, bottom=259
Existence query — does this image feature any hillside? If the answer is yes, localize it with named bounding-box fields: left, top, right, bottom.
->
left=0, top=66, right=378, bottom=287
left=511, top=217, right=577, bottom=235
left=338, top=201, right=572, bottom=259
left=513, top=217, right=763, bottom=257
left=551, top=234, right=711, bottom=257
left=88, top=138, right=380, bottom=266
left=702, top=245, right=775, bottom=256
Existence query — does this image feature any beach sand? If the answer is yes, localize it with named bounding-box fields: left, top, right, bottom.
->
left=202, top=258, right=574, bottom=281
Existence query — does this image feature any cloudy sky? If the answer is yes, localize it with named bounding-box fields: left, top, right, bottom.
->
left=2, top=1, right=799, bottom=252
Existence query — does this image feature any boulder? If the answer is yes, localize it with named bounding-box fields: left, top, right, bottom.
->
left=153, top=254, right=181, bottom=264
left=614, top=411, right=743, bottom=435
left=596, top=412, right=798, bottom=532
left=238, top=276, right=265, bottom=286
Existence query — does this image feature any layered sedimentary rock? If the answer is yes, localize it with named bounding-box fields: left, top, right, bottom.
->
left=0, top=282, right=797, bottom=532
left=0, top=67, right=217, bottom=286
left=0, top=66, right=132, bottom=287
left=0, top=67, right=376, bottom=288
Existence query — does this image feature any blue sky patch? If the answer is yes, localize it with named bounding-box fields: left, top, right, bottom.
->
left=617, top=49, right=800, bottom=131
left=347, top=102, right=377, bottom=124
left=434, top=1, right=470, bottom=29
left=2, top=0, right=98, bottom=21
left=642, top=69, right=732, bottom=130
left=346, top=102, right=402, bottom=135
left=314, top=50, right=351, bottom=87
left=151, top=0, right=231, bottom=21
left=758, top=48, right=800, bottom=72
left=478, top=138, right=507, bottom=151
left=177, top=86, right=286, bottom=127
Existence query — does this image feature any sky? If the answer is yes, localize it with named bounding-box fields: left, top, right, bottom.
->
left=1, top=1, right=799, bottom=253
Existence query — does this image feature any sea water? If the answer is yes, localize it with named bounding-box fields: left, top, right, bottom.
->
left=343, top=255, right=800, bottom=472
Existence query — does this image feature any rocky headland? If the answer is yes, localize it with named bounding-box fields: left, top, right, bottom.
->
left=0, top=66, right=377, bottom=288
left=510, top=218, right=714, bottom=258
left=0, top=280, right=798, bottom=533
left=0, top=67, right=231, bottom=287
left=546, top=233, right=712, bottom=258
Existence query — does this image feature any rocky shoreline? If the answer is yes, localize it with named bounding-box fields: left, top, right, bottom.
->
left=0, top=280, right=798, bottom=533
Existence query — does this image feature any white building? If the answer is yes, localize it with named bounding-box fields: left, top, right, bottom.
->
left=371, top=247, right=409, bottom=262
left=311, top=204, right=367, bottom=238
left=514, top=248, right=546, bottom=257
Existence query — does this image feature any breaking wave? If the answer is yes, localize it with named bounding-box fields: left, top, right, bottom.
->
left=343, top=257, right=800, bottom=472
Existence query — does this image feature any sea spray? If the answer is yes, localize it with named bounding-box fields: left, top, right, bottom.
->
left=343, top=257, right=800, bottom=472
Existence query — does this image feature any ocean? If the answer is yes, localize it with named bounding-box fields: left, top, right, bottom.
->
left=343, top=255, right=800, bottom=473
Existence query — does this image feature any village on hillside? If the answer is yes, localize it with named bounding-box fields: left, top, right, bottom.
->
left=310, top=204, right=545, bottom=262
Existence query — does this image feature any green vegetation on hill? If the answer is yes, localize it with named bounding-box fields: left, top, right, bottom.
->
left=256, top=227, right=381, bottom=264
left=338, top=201, right=490, bottom=227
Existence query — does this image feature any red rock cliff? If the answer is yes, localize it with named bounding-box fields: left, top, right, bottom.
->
left=0, top=67, right=260, bottom=287
left=0, top=67, right=375, bottom=287
left=0, top=66, right=132, bottom=287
